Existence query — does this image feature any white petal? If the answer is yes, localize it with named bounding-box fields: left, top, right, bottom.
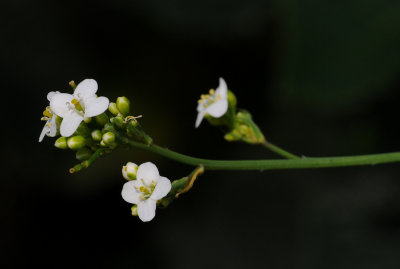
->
left=215, top=77, right=228, bottom=99
left=150, top=177, right=171, bottom=200
left=47, top=91, right=60, bottom=101
left=195, top=110, right=206, bottom=128
left=137, top=199, right=157, bottom=222
left=121, top=181, right=141, bottom=204
left=197, top=102, right=206, bottom=113
left=50, top=93, right=74, bottom=118
left=83, top=96, right=109, bottom=118
left=48, top=116, right=57, bottom=137
left=205, top=99, right=228, bottom=118
left=136, top=162, right=160, bottom=186
left=38, top=124, right=49, bottom=142
left=60, top=110, right=84, bottom=137
left=74, top=79, right=98, bottom=99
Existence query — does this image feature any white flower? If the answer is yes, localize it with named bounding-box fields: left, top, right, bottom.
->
left=39, top=91, right=60, bottom=142
left=195, top=77, right=228, bottom=128
left=50, top=79, right=109, bottom=137
left=121, top=162, right=171, bottom=222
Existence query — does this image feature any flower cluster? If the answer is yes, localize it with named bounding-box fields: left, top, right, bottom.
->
left=39, top=77, right=264, bottom=222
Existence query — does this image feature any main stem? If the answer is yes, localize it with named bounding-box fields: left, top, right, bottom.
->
left=121, top=138, right=400, bottom=171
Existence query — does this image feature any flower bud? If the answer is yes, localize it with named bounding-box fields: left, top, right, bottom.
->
left=228, top=90, right=237, bottom=109
left=67, top=136, right=86, bottom=150
left=102, top=132, right=115, bottom=145
left=108, top=102, right=120, bottom=116
left=54, top=137, right=68, bottom=149
left=76, top=147, right=93, bottom=161
left=91, top=130, right=102, bottom=141
left=74, top=122, right=91, bottom=137
left=116, top=96, right=130, bottom=116
left=131, top=205, right=138, bottom=216
left=95, top=113, right=109, bottom=126
left=84, top=117, right=92, bottom=124
left=112, top=115, right=126, bottom=130
left=122, top=162, right=138, bottom=180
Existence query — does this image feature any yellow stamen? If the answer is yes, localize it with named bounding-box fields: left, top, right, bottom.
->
left=139, top=186, right=146, bottom=192
left=71, top=99, right=83, bottom=111
left=43, top=108, right=52, bottom=118
left=209, top=89, right=215, bottom=95
left=46, top=123, right=52, bottom=127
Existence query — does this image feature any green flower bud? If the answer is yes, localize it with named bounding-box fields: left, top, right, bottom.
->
left=228, top=90, right=237, bottom=109
left=112, top=115, right=126, bottom=130
left=67, top=136, right=86, bottom=150
left=122, top=162, right=138, bottom=180
left=95, top=113, right=109, bottom=126
left=76, top=147, right=93, bottom=161
left=102, top=132, right=115, bottom=145
left=131, top=205, right=138, bottom=216
left=91, top=130, right=102, bottom=141
left=100, top=140, right=107, bottom=147
left=224, top=129, right=241, bottom=142
left=84, top=117, right=92, bottom=124
left=54, top=137, right=68, bottom=149
left=108, top=102, right=120, bottom=116
left=116, top=96, right=130, bottom=116
left=74, top=122, right=91, bottom=137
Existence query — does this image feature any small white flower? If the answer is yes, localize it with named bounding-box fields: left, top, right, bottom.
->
left=121, top=162, right=171, bottom=222
left=195, top=77, right=229, bottom=128
left=39, top=91, right=60, bottom=142
left=50, top=79, right=109, bottom=137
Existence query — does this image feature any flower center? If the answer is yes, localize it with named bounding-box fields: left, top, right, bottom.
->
left=197, top=89, right=221, bottom=107
left=135, top=179, right=157, bottom=200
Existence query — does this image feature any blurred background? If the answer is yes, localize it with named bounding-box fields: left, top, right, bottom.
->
left=4, top=0, right=400, bottom=268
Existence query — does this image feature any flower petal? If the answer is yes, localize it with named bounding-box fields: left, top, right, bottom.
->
left=151, top=176, right=172, bottom=200
left=50, top=93, right=74, bottom=118
left=136, top=162, right=160, bottom=186
left=74, top=79, right=98, bottom=99
left=205, top=99, right=228, bottom=118
left=47, top=91, right=60, bottom=101
left=83, top=96, right=109, bottom=118
left=121, top=181, right=141, bottom=204
left=60, top=110, right=84, bottom=137
left=137, top=199, right=157, bottom=222
left=195, top=110, right=206, bottom=128
left=48, top=116, right=57, bottom=137
left=215, top=77, right=228, bottom=99
left=38, top=124, right=49, bottom=142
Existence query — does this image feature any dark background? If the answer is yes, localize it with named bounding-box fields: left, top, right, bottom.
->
left=4, top=0, right=400, bottom=268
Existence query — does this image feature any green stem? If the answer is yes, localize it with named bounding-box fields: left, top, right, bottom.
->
left=70, top=148, right=105, bottom=173
left=120, top=137, right=400, bottom=171
left=261, top=141, right=299, bottom=159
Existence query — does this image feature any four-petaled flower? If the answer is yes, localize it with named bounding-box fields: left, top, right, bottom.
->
left=195, top=77, right=228, bottom=128
left=39, top=91, right=60, bottom=142
left=50, top=79, right=109, bottom=137
left=121, top=162, right=172, bottom=222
